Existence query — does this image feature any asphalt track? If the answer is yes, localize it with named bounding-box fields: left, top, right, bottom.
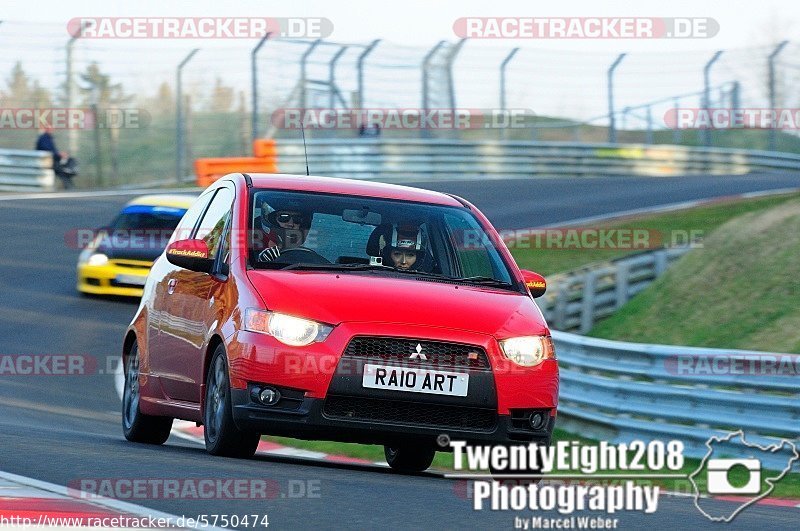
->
left=0, top=174, right=798, bottom=530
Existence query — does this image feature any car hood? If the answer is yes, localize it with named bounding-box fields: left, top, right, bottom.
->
left=246, top=270, right=549, bottom=337
left=96, top=233, right=169, bottom=263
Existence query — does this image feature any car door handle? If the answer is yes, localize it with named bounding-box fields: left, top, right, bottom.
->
left=167, top=278, right=177, bottom=295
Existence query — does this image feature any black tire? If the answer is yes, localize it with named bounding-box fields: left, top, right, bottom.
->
left=122, top=343, right=173, bottom=444
left=204, top=345, right=260, bottom=458
left=384, top=445, right=436, bottom=473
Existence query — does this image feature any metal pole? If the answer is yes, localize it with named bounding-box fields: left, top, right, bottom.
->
left=356, top=39, right=380, bottom=108
left=446, top=38, right=468, bottom=110
left=300, top=39, right=322, bottom=111
left=176, top=48, right=199, bottom=182
left=645, top=105, right=653, bottom=144
left=421, top=40, right=446, bottom=139
left=66, top=25, right=86, bottom=157
left=672, top=97, right=681, bottom=144
left=251, top=33, right=271, bottom=143
left=500, top=47, right=520, bottom=140
left=328, top=45, right=348, bottom=109
left=702, top=50, right=723, bottom=147
left=768, top=40, right=789, bottom=151
left=607, top=53, right=626, bottom=143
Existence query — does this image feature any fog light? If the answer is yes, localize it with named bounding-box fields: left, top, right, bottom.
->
left=258, top=387, right=281, bottom=406
left=529, top=412, right=546, bottom=430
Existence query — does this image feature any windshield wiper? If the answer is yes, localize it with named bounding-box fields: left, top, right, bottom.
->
left=280, top=262, right=393, bottom=272
left=452, top=276, right=516, bottom=289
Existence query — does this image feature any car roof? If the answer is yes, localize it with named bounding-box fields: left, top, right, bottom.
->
left=125, top=194, right=196, bottom=209
left=245, top=174, right=464, bottom=207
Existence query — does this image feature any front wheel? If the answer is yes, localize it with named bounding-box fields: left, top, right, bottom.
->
left=122, top=343, right=173, bottom=444
left=384, top=445, right=436, bottom=473
left=204, top=345, right=260, bottom=458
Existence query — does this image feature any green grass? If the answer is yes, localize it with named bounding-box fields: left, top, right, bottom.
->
left=265, top=430, right=800, bottom=498
left=588, top=196, right=800, bottom=353
left=509, top=192, right=800, bottom=276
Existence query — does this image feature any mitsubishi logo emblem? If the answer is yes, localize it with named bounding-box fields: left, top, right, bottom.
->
left=409, top=343, right=427, bottom=361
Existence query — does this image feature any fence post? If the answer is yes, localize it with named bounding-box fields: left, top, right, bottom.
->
left=645, top=105, right=653, bottom=144
left=66, top=23, right=88, bottom=160
left=768, top=40, right=789, bottom=151
left=654, top=250, right=668, bottom=276
left=702, top=50, right=723, bottom=147
left=421, top=40, right=446, bottom=139
left=300, top=39, right=322, bottom=111
left=356, top=39, right=381, bottom=108
left=671, top=97, right=682, bottom=144
left=553, top=281, right=571, bottom=330
left=328, top=45, right=349, bottom=108
left=176, top=48, right=199, bottom=183
left=500, top=47, right=520, bottom=140
left=607, top=53, right=626, bottom=143
left=250, top=33, right=272, bottom=143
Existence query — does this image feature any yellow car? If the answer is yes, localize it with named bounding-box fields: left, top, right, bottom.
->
left=77, top=194, right=196, bottom=297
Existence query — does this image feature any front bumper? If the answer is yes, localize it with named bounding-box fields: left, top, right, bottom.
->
left=227, top=322, right=558, bottom=447
left=76, top=261, right=151, bottom=297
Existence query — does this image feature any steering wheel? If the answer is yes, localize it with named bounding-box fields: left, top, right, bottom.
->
left=276, top=247, right=332, bottom=265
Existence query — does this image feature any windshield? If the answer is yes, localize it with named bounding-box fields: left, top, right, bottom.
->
left=110, top=205, right=188, bottom=231
left=249, top=189, right=516, bottom=288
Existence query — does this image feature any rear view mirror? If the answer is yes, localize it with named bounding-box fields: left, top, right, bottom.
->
left=166, top=239, right=214, bottom=273
left=520, top=270, right=547, bottom=298
left=343, top=208, right=382, bottom=226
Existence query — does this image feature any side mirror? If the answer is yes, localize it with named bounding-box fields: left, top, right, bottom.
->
left=520, top=270, right=547, bottom=298
left=166, top=239, right=214, bottom=273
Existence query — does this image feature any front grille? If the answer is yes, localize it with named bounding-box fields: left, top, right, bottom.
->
left=323, top=395, right=497, bottom=431
left=344, top=337, right=491, bottom=370
left=110, top=259, right=153, bottom=270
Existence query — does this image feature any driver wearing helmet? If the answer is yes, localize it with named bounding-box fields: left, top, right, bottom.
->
left=382, top=224, right=428, bottom=271
left=253, top=197, right=311, bottom=262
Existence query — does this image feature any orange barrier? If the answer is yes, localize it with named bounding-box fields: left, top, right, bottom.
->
left=194, top=139, right=278, bottom=187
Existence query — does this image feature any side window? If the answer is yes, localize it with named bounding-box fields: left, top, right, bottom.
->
left=195, top=188, right=234, bottom=259
left=170, top=192, right=212, bottom=243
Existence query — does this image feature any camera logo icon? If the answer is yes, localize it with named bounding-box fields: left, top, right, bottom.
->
left=706, top=458, right=761, bottom=495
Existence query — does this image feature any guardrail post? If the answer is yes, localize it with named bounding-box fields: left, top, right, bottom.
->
left=614, top=262, right=630, bottom=309
left=553, top=282, right=571, bottom=330
left=702, top=50, right=724, bottom=147
left=768, top=41, right=789, bottom=151
left=580, top=271, right=598, bottom=334
left=654, top=250, right=668, bottom=276
left=251, top=33, right=272, bottom=142
left=607, top=53, right=626, bottom=143
left=500, top=47, right=520, bottom=140
left=421, top=40, right=446, bottom=139
left=300, top=39, right=322, bottom=111
left=356, top=39, right=381, bottom=108
left=176, top=48, right=199, bottom=182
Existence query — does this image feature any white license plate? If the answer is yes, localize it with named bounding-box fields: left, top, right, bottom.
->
left=115, top=274, right=147, bottom=286
left=362, top=363, right=469, bottom=397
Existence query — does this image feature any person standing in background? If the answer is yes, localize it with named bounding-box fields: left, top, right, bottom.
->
left=36, top=126, right=73, bottom=189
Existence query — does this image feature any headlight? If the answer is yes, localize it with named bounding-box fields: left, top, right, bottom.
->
left=86, top=253, right=109, bottom=266
left=499, top=336, right=555, bottom=367
left=244, top=309, right=333, bottom=346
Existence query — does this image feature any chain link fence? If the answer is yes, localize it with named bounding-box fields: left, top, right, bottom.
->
left=1, top=20, right=799, bottom=187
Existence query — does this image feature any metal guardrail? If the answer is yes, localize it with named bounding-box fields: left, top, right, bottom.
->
left=539, top=248, right=799, bottom=467
left=554, top=331, right=800, bottom=468
left=275, top=139, right=800, bottom=180
left=0, top=149, right=56, bottom=191
left=539, top=247, right=692, bottom=334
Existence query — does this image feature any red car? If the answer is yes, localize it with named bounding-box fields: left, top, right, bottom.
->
left=122, top=173, right=558, bottom=472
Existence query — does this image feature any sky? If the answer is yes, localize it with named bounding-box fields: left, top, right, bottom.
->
left=2, top=0, right=798, bottom=123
